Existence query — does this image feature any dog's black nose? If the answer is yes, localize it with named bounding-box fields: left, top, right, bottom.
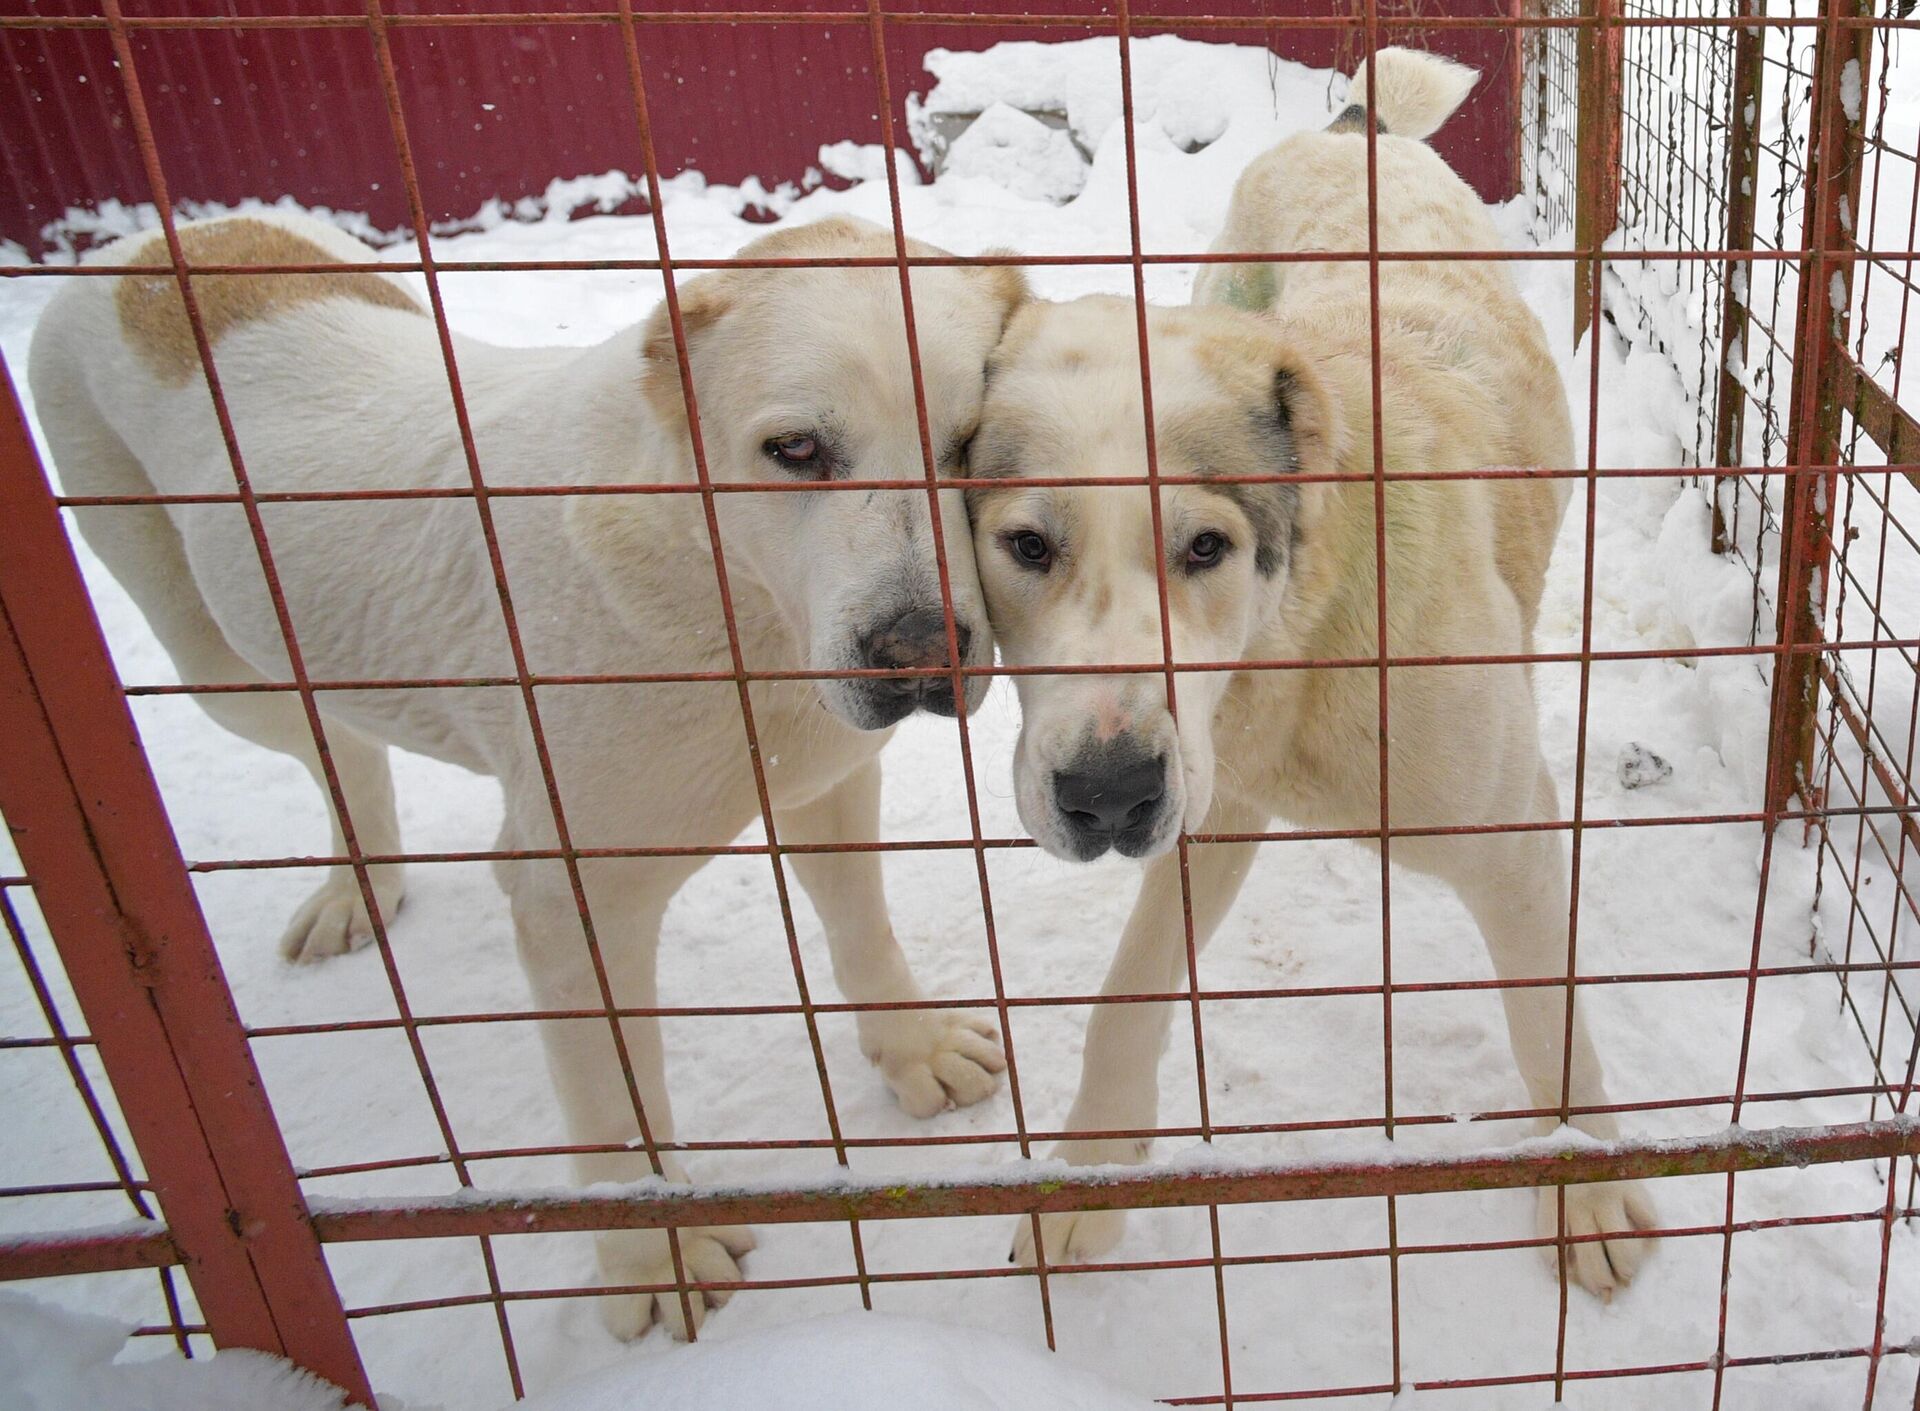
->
left=862, top=607, right=970, bottom=675
left=1054, top=753, right=1166, bottom=836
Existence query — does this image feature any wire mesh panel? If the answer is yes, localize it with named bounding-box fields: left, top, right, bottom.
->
left=0, top=3, right=1916, bottom=1409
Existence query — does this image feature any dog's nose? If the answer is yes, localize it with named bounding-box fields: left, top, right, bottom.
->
left=1054, top=753, right=1166, bottom=836
left=862, top=608, right=969, bottom=675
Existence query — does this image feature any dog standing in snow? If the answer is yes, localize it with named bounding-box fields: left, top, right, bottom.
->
left=29, top=212, right=1021, bottom=1336
left=967, top=48, right=1657, bottom=1295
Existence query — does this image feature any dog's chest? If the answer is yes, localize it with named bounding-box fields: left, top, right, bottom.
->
left=1214, top=666, right=1381, bottom=827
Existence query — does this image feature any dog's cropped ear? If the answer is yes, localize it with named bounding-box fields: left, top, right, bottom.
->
left=638, top=273, right=731, bottom=424
left=1268, top=348, right=1346, bottom=480
left=1263, top=346, right=1348, bottom=564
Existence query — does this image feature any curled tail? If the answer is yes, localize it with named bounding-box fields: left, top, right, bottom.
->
left=1329, top=46, right=1479, bottom=141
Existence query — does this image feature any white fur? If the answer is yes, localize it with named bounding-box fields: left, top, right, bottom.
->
left=28, top=211, right=1020, bottom=1339
left=976, top=56, right=1657, bottom=1300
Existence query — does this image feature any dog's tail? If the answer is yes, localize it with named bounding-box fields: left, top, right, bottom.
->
left=1330, top=47, right=1479, bottom=141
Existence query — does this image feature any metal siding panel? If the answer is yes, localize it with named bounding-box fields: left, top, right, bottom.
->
left=1, top=1, right=1518, bottom=255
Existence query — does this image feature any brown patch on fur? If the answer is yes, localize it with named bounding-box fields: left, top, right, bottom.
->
left=117, top=219, right=421, bottom=384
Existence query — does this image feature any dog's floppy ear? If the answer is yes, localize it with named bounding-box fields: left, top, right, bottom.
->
left=638, top=273, right=730, bottom=424
left=969, top=251, right=1031, bottom=336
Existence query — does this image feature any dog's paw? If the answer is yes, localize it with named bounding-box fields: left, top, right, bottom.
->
left=1537, top=1180, right=1659, bottom=1300
left=1010, top=1208, right=1127, bottom=1267
left=279, top=866, right=405, bottom=963
left=860, top=1009, right=1007, bottom=1119
left=597, top=1225, right=758, bottom=1341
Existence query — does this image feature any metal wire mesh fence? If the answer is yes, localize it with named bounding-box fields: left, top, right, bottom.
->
left=0, top=2, right=1916, bottom=1408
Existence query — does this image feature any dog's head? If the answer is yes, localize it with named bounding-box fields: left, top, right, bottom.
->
left=577, top=216, right=1026, bottom=730
left=967, top=296, right=1343, bottom=860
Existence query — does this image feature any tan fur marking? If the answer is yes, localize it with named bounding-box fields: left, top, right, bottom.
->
left=117, top=219, right=421, bottom=384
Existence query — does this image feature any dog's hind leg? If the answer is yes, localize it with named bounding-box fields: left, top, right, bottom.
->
left=778, top=758, right=1007, bottom=1118
left=39, top=397, right=404, bottom=961
left=501, top=849, right=753, bottom=1342
left=1010, top=794, right=1266, bottom=1267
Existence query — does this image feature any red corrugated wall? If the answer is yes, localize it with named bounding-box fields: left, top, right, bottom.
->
left=1, top=2, right=1518, bottom=258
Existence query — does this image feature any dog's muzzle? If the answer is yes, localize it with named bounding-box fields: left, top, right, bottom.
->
left=1051, top=741, right=1170, bottom=860
left=852, top=606, right=972, bottom=726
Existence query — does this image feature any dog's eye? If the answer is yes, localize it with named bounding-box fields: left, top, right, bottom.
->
left=765, top=434, right=819, bottom=467
left=1186, top=532, right=1229, bottom=570
left=1007, top=530, right=1054, bottom=571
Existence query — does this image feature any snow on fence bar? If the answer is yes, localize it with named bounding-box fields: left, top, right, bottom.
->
left=1, top=3, right=1917, bottom=1408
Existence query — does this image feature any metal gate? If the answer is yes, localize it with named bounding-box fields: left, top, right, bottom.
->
left=1, top=2, right=1916, bottom=1406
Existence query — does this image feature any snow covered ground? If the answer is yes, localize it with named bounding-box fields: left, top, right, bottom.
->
left=2, top=33, right=1915, bottom=1411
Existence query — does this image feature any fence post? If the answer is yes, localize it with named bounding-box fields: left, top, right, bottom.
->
left=1571, top=0, right=1622, bottom=344
left=1770, top=0, right=1872, bottom=822
left=0, top=353, right=373, bottom=1405
left=1710, top=1, right=1767, bottom=554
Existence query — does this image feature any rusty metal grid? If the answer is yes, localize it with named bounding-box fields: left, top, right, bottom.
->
left=0, top=2, right=1916, bottom=1408
left=0, top=880, right=200, bottom=1355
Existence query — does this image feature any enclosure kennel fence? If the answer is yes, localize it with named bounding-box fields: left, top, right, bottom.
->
left=0, top=1, right=1917, bottom=1406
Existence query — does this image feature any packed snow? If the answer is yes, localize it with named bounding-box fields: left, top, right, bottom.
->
left=1, top=31, right=1915, bottom=1411
left=0, top=1291, right=351, bottom=1411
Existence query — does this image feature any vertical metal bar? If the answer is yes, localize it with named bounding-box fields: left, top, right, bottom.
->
left=1510, top=0, right=1530, bottom=200
left=1549, top=2, right=1617, bottom=1395
left=858, top=0, right=1054, bottom=1343
left=1110, top=0, right=1232, bottom=1392
left=599, top=0, right=862, bottom=1339
left=1572, top=0, right=1623, bottom=343
left=1711, top=0, right=1766, bottom=553
left=0, top=352, right=372, bottom=1405
left=1769, top=0, right=1872, bottom=822
left=1356, top=1, right=1403, bottom=1395
left=1715, top=20, right=1876, bottom=1404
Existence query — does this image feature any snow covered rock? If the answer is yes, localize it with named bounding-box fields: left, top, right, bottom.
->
left=939, top=102, right=1090, bottom=203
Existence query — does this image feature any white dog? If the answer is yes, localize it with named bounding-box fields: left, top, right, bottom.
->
left=966, top=50, right=1657, bottom=1296
left=29, top=211, right=1021, bottom=1336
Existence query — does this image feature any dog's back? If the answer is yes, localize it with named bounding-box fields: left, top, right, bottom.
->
left=27, top=214, right=553, bottom=711
left=1194, top=48, right=1572, bottom=639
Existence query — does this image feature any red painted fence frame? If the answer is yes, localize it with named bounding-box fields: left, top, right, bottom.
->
left=0, top=354, right=375, bottom=1403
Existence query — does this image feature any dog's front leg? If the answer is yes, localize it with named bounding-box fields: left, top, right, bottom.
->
left=779, top=759, right=1006, bottom=1117
left=1011, top=799, right=1264, bottom=1266
left=1401, top=762, right=1659, bottom=1299
left=504, top=853, right=753, bottom=1341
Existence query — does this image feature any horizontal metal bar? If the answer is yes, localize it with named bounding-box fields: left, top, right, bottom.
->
left=249, top=960, right=1919, bottom=1041
left=165, top=799, right=1920, bottom=876
left=0, top=1227, right=180, bottom=1279
left=0, top=10, right=1908, bottom=35
left=9, top=249, right=1919, bottom=280
left=307, top=1117, right=1919, bottom=1241
left=334, top=1205, right=1920, bottom=1315
left=286, top=1082, right=1912, bottom=1177
left=47, top=464, right=1910, bottom=512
